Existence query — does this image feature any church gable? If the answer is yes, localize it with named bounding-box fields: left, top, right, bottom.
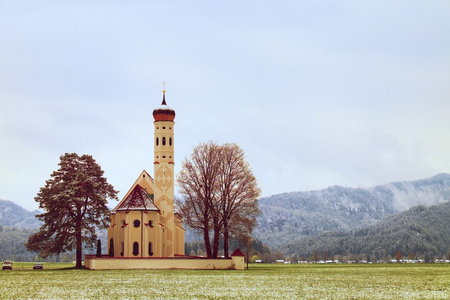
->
left=116, top=184, right=159, bottom=211
left=113, top=170, right=155, bottom=211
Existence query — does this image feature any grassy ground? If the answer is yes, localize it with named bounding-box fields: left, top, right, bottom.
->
left=0, top=263, right=449, bottom=299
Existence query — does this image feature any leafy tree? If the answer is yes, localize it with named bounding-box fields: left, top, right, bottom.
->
left=25, top=153, right=118, bottom=269
left=395, top=250, right=403, bottom=262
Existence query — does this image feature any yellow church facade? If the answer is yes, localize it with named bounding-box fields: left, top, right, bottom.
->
left=107, top=90, right=185, bottom=258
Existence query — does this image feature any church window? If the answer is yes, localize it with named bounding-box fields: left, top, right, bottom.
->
left=148, top=242, right=153, bottom=256
left=162, top=137, right=166, bottom=145
left=120, top=242, right=124, bottom=256
left=162, top=156, right=166, bottom=158
left=133, top=220, right=140, bottom=228
left=169, top=138, right=172, bottom=146
left=149, top=220, right=154, bottom=227
left=133, top=242, right=139, bottom=256
left=121, top=220, right=126, bottom=228
left=156, top=137, right=159, bottom=146
left=162, top=126, right=166, bottom=129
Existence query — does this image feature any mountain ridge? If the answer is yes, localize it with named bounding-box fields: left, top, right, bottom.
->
left=254, top=173, right=450, bottom=249
left=0, top=199, right=41, bottom=228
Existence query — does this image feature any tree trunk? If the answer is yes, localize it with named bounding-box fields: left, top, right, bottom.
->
left=223, top=220, right=229, bottom=258
left=75, top=207, right=83, bottom=269
left=246, top=246, right=249, bottom=270
left=203, top=224, right=212, bottom=258
left=96, top=239, right=102, bottom=257
left=212, top=225, right=220, bottom=258
left=76, top=230, right=82, bottom=268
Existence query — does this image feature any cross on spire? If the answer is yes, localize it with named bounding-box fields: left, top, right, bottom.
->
left=162, top=81, right=167, bottom=105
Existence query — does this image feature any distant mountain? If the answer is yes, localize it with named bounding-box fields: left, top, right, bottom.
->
left=283, top=201, right=450, bottom=259
left=254, top=173, right=450, bottom=249
left=0, top=199, right=41, bottom=228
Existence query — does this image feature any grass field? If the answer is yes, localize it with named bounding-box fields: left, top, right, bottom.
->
left=1, top=263, right=449, bottom=299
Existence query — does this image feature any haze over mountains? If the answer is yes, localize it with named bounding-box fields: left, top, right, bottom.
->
left=253, top=173, right=450, bottom=249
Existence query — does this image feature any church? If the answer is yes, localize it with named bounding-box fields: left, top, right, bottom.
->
left=85, top=88, right=244, bottom=270
left=107, top=88, right=185, bottom=258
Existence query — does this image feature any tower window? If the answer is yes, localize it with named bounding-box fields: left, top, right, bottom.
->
left=149, top=220, right=154, bottom=228
left=162, top=137, right=166, bottom=145
left=169, top=138, right=172, bottom=146
left=133, top=220, right=140, bottom=228
left=120, top=242, right=124, bottom=256
left=156, top=137, right=159, bottom=146
left=133, top=242, right=139, bottom=256
left=162, top=126, right=166, bottom=129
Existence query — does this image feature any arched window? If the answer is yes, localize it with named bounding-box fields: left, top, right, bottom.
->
left=156, top=137, right=159, bottom=146
left=120, top=242, right=124, bottom=256
left=133, top=220, right=140, bottom=228
left=149, top=220, right=154, bottom=228
left=133, top=242, right=139, bottom=256
left=148, top=242, right=153, bottom=256
left=162, top=137, right=166, bottom=145
left=169, top=137, right=172, bottom=146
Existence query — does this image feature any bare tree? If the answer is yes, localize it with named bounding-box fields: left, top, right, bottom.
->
left=177, top=142, right=222, bottom=258
left=217, top=143, right=261, bottom=257
left=236, top=232, right=253, bottom=270
left=177, top=142, right=260, bottom=258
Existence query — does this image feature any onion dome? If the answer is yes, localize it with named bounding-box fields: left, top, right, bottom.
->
left=153, top=90, right=175, bottom=122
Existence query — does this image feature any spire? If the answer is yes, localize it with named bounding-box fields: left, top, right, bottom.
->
left=153, top=81, right=175, bottom=121
left=162, top=81, right=167, bottom=105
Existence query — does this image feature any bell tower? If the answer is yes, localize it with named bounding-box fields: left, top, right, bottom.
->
left=152, top=84, right=176, bottom=257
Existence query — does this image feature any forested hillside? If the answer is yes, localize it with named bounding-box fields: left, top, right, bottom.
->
left=254, top=173, right=450, bottom=249
left=0, top=226, right=38, bottom=261
left=283, top=201, right=450, bottom=260
left=0, top=200, right=39, bottom=261
left=0, top=199, right=41, bottom=228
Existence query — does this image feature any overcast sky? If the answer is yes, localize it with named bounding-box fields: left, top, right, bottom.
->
left=1, top=1, right=449, bottom=211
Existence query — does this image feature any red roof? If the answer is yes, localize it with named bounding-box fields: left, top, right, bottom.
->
left=116, top=184, right=159, bottom=211
left=153, top=94, right=175, bottom=122
left=231, top=248, right=245, bottom=257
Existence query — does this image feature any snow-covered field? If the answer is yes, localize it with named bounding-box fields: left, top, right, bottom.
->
left=0, top=263, right=449, bottom=299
